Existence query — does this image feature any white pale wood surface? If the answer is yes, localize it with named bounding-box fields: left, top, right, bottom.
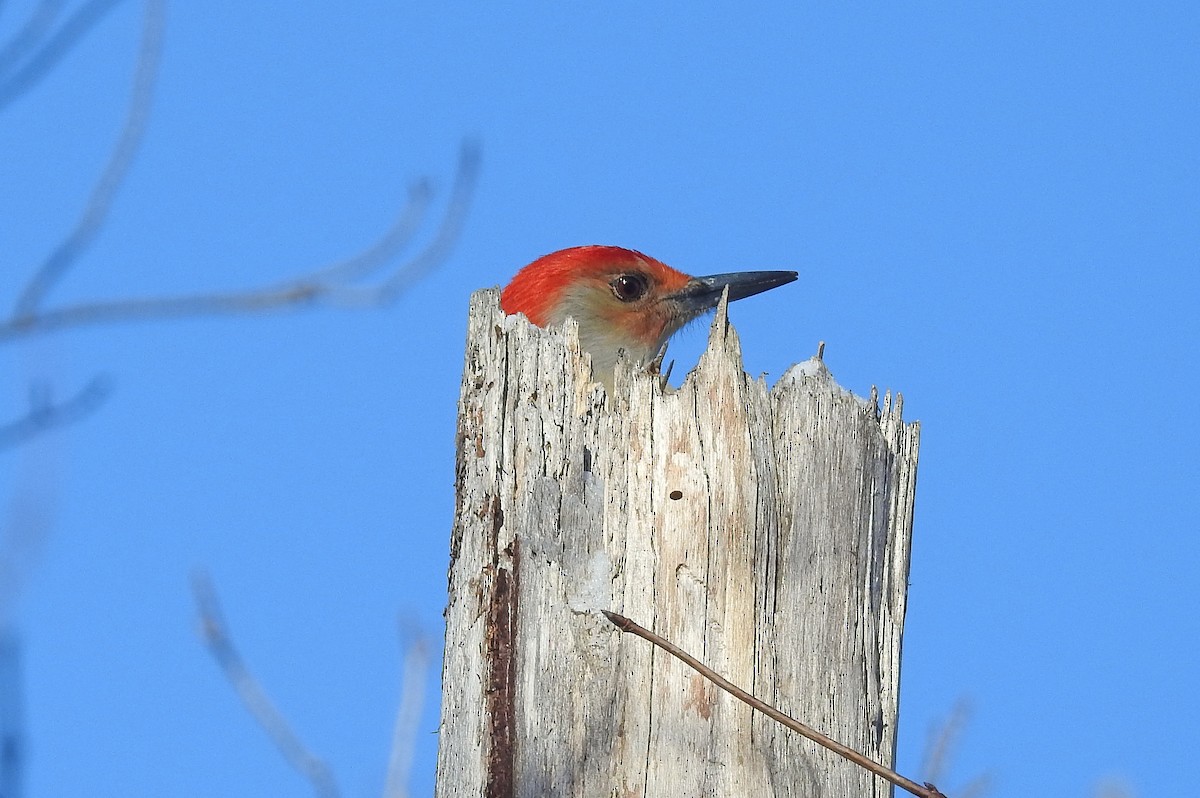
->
left=435, top=289, right=920, bottom=798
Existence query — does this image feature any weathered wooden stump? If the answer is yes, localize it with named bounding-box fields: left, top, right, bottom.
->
left=436, top=288, right=920, bottom=797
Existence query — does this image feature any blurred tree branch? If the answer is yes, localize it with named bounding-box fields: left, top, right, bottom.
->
left=0, top=629, right=22, bottom=798
left=1, top=0, right=158, bottom=448
left=0, top=0, right=126, bottom=111
left=921, top=698, right=991, bottom=798
left=11, top=0, right=162, bottom=318
left=2, top=1, right=478, bottom=792
left=2, top=0, right=479, bottom=342
left=0, top=376, right=111, bottom=451
left=1, top=0, right=480, bottom=443
left=193, top=575, right=436, bottom=798
left=383, top=623, right=431, bottom=798
left=192, top=570, right=341, bottom=798
left=0, top=140, right=480, bottom=345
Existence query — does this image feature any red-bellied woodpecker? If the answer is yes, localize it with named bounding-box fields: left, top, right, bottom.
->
left=501, top=245, right=797, bottom=388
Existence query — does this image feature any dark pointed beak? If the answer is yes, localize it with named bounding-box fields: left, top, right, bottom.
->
left=668, top=270, right=798, bottom=316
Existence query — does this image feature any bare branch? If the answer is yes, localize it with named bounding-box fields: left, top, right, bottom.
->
left=12, top=0, right=163, bottom=318
left=191, top=570, right=340, bottom=798
left=0, top=0, right=126, bottom=112
left=304, top=180, right=433, bottom=287
left=602, top=610, right=949, bottom=798
left=382, top=623, right=431, bottom=798
left=0, top=0, right=65, bottom=81
left=0, top=142, right=481, bottom=345
left=0, top=376, right=111, bottom=451
left=329, top=139, right=481, bottom=307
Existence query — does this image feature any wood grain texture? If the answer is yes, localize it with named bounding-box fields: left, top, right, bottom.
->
left=435, top=289, right=920, bottom=798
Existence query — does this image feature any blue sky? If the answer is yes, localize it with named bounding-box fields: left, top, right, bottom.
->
left=2, top=1, right=1197, bottom=796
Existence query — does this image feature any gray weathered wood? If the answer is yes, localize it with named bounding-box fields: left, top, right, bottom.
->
left=436, top=288, right=920, bottom=797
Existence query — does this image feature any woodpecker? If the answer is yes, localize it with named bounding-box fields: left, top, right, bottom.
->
left=500, top=245, right=797, bottom=388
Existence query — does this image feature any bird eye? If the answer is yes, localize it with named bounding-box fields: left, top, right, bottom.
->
left=610, top=273, right=649, bottom=302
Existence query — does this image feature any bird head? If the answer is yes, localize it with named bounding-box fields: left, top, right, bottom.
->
left=500, top=245, right=797, bottom=387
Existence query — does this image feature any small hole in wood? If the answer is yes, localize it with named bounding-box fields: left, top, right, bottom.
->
left=669, top=490, right=683, bottom=500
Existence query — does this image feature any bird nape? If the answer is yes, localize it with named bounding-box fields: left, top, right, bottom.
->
left=500, top=245, right=797, bottom=389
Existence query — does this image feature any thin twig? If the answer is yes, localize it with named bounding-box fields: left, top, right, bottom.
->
left=0, top=142, right=481, bottom=344
left=0, top=0, right=126, bottom=112
left=326, top=139, right=482, bottom=306
left=382, top=624, right=431, bottom=798
left=602, top=610, right=949, bottom=798
left=0, top=376, right=111, bottom=450
left=192, top=570, right=340, bottom=798
left=303, top=180, right=433, bottom=287
left=12, top=0, right=163, bottom=317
